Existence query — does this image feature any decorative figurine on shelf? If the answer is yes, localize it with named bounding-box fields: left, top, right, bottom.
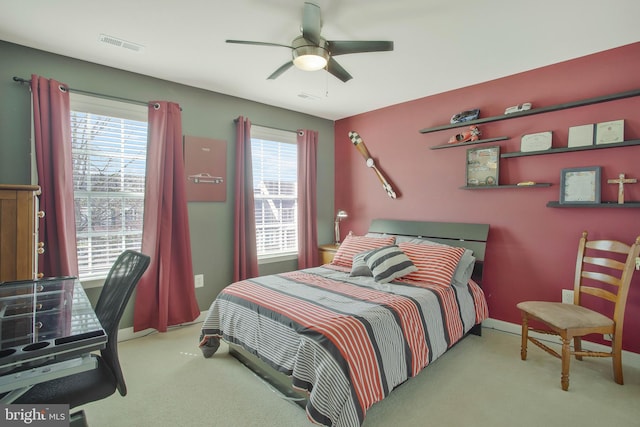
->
left=450, top=109, right=480, bottom=124
left=504, top=102, right=532, bottom=115
left=448, top=126, right=481, bottom=144
left=607, top=173, right=637, bottom=204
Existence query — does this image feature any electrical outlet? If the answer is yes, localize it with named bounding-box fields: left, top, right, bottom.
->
left=603, top=334, right=612, bottom=342
left=194, top=274, right=204, bottom=288
left=636, top=257, right=640, bottom=271
left=562, top=289, right=574, bottom=304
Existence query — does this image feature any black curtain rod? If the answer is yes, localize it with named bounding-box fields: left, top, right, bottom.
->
left=255, top=124, right=301, bottom=134
left=234, top=118, right=299, bottom=134
left=12, top=76, right=181, bottom=110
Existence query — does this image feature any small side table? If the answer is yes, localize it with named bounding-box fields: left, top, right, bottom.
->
left=318, top=244, right=340, bottom=265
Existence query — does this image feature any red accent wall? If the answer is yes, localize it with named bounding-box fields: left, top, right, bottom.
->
left=334, top=42, right=640, bottom=353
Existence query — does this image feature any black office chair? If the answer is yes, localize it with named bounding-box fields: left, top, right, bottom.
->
left=15, top=250, right=150, bottom=407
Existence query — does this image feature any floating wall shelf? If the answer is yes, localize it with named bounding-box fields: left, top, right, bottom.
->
left=419, top=88, right=640, bottom=134
left=430, top=136, right=509, bottom=150
left=461, top=183, right=552, bottom=190
left=546, top=201, right=640, bottom=208
left=501, top=139, right=640, bottom=158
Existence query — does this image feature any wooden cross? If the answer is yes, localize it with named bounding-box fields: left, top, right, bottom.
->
left=607, top=173, right=637, bottom=204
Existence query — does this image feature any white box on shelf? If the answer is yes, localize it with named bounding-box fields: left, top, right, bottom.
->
left=568, top=124, right=595, bottom=148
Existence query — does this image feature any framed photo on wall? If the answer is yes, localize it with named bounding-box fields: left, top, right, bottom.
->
left=466, top=146, right=500, bottom=186
left=559, top=166, right=601, bottom=204
left=184, top=135, right=227, bottom=202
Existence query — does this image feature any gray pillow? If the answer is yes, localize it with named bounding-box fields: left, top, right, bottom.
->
left=364, top=245, right=417, bottom=284
left=453, top=250, right=476, bottom=287
left=350, top=250, right=373, bottom=277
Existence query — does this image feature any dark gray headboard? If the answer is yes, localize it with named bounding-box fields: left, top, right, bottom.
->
left=367, top=219, right=489, bottom=261
left=367, top=219, right=490, bottom=284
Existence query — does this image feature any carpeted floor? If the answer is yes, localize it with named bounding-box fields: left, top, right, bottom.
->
left=78, top=323, right=640, bottom=427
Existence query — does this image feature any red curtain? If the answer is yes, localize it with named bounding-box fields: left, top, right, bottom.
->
left=297, top=129, right=319, bottom=269
left=31, top=75, right=79, bottom=277
left=133, top=101, right=200, bottom=332
left=233, top=116, right=259, bottom=281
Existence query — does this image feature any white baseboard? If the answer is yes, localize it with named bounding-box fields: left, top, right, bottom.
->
left=116, top=311, right=208, bottom=342
left=482, top=318, right=640, bottom=370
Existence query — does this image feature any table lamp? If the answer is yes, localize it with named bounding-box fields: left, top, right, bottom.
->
left=334, top=210, right=348, bottom=244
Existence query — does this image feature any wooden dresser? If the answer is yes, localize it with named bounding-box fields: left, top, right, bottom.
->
left=0, top=184, right=42, bottom=281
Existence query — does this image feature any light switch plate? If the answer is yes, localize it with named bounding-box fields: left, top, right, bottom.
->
left=194, top=274, right=204, bottom=288
left=562, top=289, right=574, bottom=304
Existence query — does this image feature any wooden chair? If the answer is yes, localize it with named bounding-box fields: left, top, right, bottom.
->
left=517, top=231, right=640, bottom=391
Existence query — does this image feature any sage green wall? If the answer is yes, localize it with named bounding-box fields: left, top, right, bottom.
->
left=0, top=41, right=335, bottom=329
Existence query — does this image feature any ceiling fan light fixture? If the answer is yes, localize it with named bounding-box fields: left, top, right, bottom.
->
left=293, top=53, right=327, bottom=71
left=292, top=36, right=329, bottom=71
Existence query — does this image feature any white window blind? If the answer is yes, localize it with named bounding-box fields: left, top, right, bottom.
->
left=251, top=126, right=298, bottom=258
left=69, top=93, right=148, bottom=279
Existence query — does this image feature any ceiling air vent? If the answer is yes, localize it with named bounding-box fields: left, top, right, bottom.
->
left=297, top=92, right=321, bottom=101
left=99, top=34, right=144, bottom=52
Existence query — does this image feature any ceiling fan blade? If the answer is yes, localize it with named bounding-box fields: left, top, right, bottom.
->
left=267, top=62, right=294, bottom=80
left=327, top=58, right=353, bottom=82
left=327, top=40, right=394, bottom=56
left=226, top=40, right=292, bottom=49
left=302, top=2, right=322, bottom=45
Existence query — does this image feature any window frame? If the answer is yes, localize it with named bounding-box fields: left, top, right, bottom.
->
left=69, top=93, right=148, bottom=284
left=250, top=125, right=298, bottom=263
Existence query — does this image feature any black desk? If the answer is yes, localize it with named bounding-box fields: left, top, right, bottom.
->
left=0, top=277, right=106, bottom=401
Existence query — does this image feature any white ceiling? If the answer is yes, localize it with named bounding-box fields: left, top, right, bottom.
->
left=1, top=0, right=639, bottom=121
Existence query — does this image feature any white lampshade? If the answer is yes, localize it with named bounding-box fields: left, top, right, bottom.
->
left=335, top=210, right=348, bottom=220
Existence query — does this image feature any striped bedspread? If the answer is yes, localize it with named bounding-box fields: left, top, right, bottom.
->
left=200, top=264, right=488, bottom=427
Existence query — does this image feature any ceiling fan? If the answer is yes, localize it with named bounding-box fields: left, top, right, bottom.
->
left=226, top=2, right=394, bottom=82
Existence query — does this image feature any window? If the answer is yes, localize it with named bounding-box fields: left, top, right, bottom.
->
left=69, top=93, right=148, bottom=279
left=251, top=126, right=298, bottom=259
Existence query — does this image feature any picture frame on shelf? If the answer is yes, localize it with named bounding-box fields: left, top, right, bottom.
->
left=559, top=166, right=601, bottom=204
left=595, top=120, right=624, bottom=145
left=520, top=131, right=552, bottom=152
left=466, top=145, right=499, bottom=187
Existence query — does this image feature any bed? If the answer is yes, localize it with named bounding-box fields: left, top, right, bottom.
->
left=199, top=219, right=490, bottom=427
